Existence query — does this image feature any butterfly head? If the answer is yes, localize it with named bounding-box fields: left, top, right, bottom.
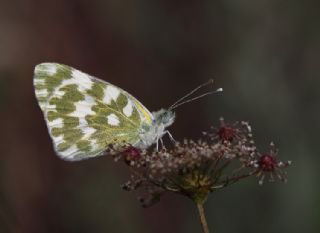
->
left=152, top=109, right=176, bottom=129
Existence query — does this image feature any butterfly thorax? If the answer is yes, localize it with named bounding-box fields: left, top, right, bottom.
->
left=136, top=109, right=175, bottom=149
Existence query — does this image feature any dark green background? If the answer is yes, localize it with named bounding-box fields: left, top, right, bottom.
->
left=0, top=0, right=318, bottom=232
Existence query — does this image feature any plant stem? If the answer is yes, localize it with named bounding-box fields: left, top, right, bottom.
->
left=196, top=202, right=210, bottom=233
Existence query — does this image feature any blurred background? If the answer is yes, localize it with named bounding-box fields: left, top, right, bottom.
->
left=0, top=0, right=319, bottom=232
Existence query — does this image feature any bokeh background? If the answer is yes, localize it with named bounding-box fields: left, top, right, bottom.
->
left=1, top=0, right=319, bottom=232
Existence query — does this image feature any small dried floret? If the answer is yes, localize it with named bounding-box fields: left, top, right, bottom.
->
left=259, top=154, right=277, bottom=171
left=206, top=118, right=254, bottom=148
left=218, top=124, right=236, bottom=141
left=122, top=146, right=142, bottom=165
left=248, top=143, right=291, bottom=185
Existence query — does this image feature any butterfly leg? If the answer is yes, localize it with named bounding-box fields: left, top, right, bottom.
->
left=165, top=131, right=176, bottom=144
left=160, top=138, right=166, bottom=150
left=156, top=137, right=159, bottom=151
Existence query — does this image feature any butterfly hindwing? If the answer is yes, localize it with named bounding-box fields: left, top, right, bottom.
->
left=34, top=63, right=153, bottom=160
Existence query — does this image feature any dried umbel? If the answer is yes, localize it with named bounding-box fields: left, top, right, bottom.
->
left=110, top=118, right=291, bottom=208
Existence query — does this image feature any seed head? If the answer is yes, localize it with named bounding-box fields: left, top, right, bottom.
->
left=110, top=119, right=291, bottom=207
left=248, top=142, right=291, bottom=185
left=259, top=154, right=276, bottom=171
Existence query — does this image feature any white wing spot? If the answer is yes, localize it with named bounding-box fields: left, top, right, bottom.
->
left=69, top=95, right=97, bottom=136
left=81, top=127, right=96, bottom=138
left=71, top=69, right=93, bottom=90
left=38, top=103, right=46, bottom=110
left=69, top=95, right=96, bottom=118
left=107, top=113, right=120, bottom=126
left=34, top=78, right=45, bottom=85
left=36, top=63, right=57, bottom=75
left=103, top=85, right=120, bottom=104
left=60, top=70, right=93, bottom=91
left=52, top=135, right=64, bottom=144
left=123, top=99, right=133, bottom=117
left=35, top=89, right=48, bottom=97
left=55, top=89, right=65, bottom=97
left=107, top=85, right=120, bottom=100
left=58, top=145, right=78, bottom=159
left=47, top=118, right=64, bottom=144
left=48, top=118, right=64, bottom=127
left=102, top=91, right=111, bottom=104
left=90, top=139, right=99, bottom=151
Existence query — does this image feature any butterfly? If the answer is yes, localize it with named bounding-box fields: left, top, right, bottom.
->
left=34, top=63, right=222, bottom=161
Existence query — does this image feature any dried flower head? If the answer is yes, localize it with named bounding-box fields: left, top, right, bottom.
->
left=247, top=142, right=292, bottom=185
left=110, top=118, right=291, bottom=207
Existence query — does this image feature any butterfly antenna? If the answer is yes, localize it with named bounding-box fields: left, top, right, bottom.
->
left=169, top=88, right=223, bottom=110
left=169, top=79, right=214, bottom=110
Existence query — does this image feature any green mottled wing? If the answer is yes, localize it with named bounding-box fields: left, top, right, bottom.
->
left=34, top=63, right=154, bottom=161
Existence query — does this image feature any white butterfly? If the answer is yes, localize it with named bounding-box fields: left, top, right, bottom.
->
left=34, top=63, right=222, bottom=161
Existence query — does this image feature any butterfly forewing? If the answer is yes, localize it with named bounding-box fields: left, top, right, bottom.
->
left=34, top=63, right=153, bottom=161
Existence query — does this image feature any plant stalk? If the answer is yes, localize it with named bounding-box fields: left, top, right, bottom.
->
left=196, top=202, right=210, bottom=233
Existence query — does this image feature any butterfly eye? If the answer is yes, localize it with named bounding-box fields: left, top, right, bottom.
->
left=160, top=111, right=175, bottom=126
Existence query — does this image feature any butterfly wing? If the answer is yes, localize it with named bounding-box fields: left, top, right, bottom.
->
left=34, top=63, right=154, bottom=161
